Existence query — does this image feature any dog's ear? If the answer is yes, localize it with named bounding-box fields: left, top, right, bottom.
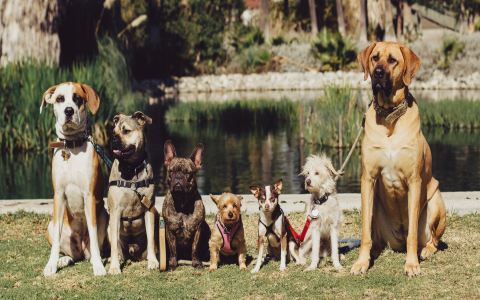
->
left=358, top=43, right=377, bottom=81
left=237, top=195, right=243, bottom=202
left=80, top=84, right=100, bottom=115
left=40, top=85, right=58, bottom=114
left=132, top=111, right=152, bottom=127
left=249, top=186, right=260, bottom=198
left=400, top=46, right=421, bottom=86
left=164, top=140, right=177, bottom=166
left=189, top=143, right=204, bottom=170
left=113, top=114, right=123, bottom=126
left=273, top=179, right=283, bottom=195
left=210, top=194, right=220, bottom=205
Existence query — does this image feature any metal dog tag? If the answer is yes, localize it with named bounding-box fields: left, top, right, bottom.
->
left=61, top=150, right=71, bottom=161
left=310, top=207, right=319, bottom=219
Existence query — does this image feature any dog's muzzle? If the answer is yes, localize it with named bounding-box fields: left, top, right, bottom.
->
left=372, top=65, right=392, bottom=96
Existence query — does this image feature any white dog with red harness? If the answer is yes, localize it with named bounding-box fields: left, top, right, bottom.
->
left=40, top=82, right=109, bottom=277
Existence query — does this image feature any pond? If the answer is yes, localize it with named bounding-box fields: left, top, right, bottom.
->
left=2, top=92, right=480, bottom=199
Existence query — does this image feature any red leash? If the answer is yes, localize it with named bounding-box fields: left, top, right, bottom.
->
left=284, top=207, right=318, bottom=243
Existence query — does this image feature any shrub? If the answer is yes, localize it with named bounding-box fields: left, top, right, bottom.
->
left=439, top=37, right=465, bottom=69
left=311, top=28, right=357, bottom=71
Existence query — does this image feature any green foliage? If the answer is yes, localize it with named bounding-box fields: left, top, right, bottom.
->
left=418, top=99, right=480, bottom=128
left=231, top=26, right=266, bottom=51
left=440, top=37, right=465, bottom=68
left=0, top=40, right=145, bottom=152
left=311, top=28, right=358, bottom=71
left=303, top=85, right=365, bottom=147
left=229, top=46, right=273, bottom=73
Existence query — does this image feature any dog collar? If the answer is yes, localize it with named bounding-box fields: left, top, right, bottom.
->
left=313, top=193, right=329, bottom=205
left=49, top=136, right=88, bottom=149
left=372, top=93, right=409, bottom=123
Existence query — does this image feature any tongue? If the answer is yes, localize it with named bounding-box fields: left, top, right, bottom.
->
left=113, top=149, right=122, bottom=155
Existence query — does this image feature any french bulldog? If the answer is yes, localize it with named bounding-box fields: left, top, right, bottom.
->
left=107, top=111, right=159, bottom=275
left=162, top=140, right=210, bottom=270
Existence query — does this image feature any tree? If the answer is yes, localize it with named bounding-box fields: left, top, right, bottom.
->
left=396, top=0, right=403, bottom=43
left=384, top=0, right=397, bottom=42
left=403, top=0, right=413, bottom=37
left=335, top=0, right=346, bottom=35
left=360, top=0, right=368, bottom=42
left=284, top=0, right=289, bottom=19
left=308, top=0, right=318, bottom=36
left=259, top=0, right=270, bottom=40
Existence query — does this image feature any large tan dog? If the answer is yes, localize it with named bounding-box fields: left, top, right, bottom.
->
left=350, top=42, right=446, bottom=277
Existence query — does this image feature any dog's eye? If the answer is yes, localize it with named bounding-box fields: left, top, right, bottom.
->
left=73, top=94, right=82, bottom=104
left=223, top=205, right=227, bottom=209
left=315, top=172, right=319, bottom=175
left=388, top=57, right=397, bottom=64
left=123, top=129, right=131, bottom=134
left=233, top=204, right=237, bottom=208
left=372, top=55, right=379, bottom=62
left=56, top=96, right=64, bottom=103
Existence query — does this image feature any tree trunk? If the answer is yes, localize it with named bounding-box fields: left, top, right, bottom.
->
left=284, top=0, right=289, bottom=20
left=0, top=0, right=62, bottom=66
left=149, top=0, right=160, bottom=45
left=360, top=0, right=368, bottom=42
left=308, top=0, right=318, bottom=36
left=335, top=0, right=346, bottom=35
left=259, top=0, right=270, bottom=41
left=459, top=0, right=466, bottom=35
left=396, top=0, right=403, bottom=43
left=384, top=0, right=397, bottom=42
left=403, top=0, right=413, bottom=36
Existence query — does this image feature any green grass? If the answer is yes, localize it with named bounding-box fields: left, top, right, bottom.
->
left=0, top=37, right=146, bottom=153
left=419, top=99, right=480, bottom=129
left=1, top=210, right=479, bottom=299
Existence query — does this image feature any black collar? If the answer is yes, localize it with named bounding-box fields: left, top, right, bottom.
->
left=313, top=193, right=329, bottom=205
left=119, top=153, right=149, bottom=177
left=50, top=136, right=88, bottom=149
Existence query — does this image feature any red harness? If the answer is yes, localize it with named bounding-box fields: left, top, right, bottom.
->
left=216, top=215, right=242, bottom=254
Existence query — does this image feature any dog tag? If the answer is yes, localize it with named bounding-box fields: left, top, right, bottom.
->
left=311, top=207, right=319, bottom=219
left=61, top=150, right=71, bottom=161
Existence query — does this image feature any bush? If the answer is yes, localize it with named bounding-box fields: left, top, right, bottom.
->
left=439, top=37, right=465, bottom=69
left=311, top=28, right=357, bottom=71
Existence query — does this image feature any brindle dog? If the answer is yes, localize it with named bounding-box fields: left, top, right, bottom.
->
left=162, top=140, right=210, bottom=270
left=107, top=112, right=159, bottom=275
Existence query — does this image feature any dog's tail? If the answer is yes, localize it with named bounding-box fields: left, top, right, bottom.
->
left=339, top=239, right=361, bottom=250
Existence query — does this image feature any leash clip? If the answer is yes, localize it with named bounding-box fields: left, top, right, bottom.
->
left=130, top=182, right=137, bottom=191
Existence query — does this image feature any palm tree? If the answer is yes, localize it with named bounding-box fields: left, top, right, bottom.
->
left=335, top=0, right=346, bottom=35
left=259, top=0, right=270, bottom=40
left=384, top=0, right=397, bottom=42
left=360, top=0, right=368, bottom=42
left=308, top=0, right=318, bottom=36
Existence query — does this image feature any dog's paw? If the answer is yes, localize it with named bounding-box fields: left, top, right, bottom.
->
left=93, top=264, right=107, bottom=276
left=209, top=265, right=217, bottom=272
left=404, top=262, right=421, bottom=277
left=334, top=264, right=344, bottom=272
left=148, top=259, right=159, bottom=270
left=304, top=265, right=316, bottom=272
left=239, top=263, right=247, bottom=271
left=419, top=245, right=437, bottom=261
left=251, top=267, right=260, bottom=274
left=350, top=259, right=369, bottom=275
left=57, top=256, right=74, bottom=268
left=168, top=258, right=178, bottom=271
left=296, top=258, right=307, bottom=266
left=108, top=265, right=121, bottom=275
left=43, top=263, right=58, bottom=277
left=279, top=265, right=286, bottom=272
left=192, top=259, right=204, bottom=269
left=339, top=254, right=346, bottom=261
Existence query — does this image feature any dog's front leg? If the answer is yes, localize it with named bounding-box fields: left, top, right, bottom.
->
left=251, top=234, right=265, bottom=273
left=279, top=231, right=287, bottom=271
left=84, top=194, right=106, bottom=276
left=145, top=209, right=159, bottom=270
left=305, top=230, right=320, bottom=271
left=350, top=173, right=375, bottom=275
left=108, top=207, right=122, bottom=275
left=405, top=180, right=422, bottom=277
left=238, top=238, right=247, bottom=271
left=191, top=222, right=204, bottom=269
left=330, top=227, right=343, bottom=271
left=44, top=194, right=66, bottom=277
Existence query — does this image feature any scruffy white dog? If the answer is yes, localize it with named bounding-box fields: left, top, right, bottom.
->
left=298, top=154, right=344, bottom=271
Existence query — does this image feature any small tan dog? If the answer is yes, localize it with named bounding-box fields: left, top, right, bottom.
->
left=208, top=193, right=247, bottom=272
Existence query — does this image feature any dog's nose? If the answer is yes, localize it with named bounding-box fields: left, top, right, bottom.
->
left=374, top=66, right=384, bottom=78
left=228, top=212, right=233, bottom=218
left=306, top=179, right=311, bottom=186
left=265, top=204, right=270, bottom=210
left=64, top=107, right=74, bottom=117
left=112, top=134, right=120, bottom=143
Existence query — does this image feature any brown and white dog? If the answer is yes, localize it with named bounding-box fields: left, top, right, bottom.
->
left=208, top=193, right=247, bottom=272
left=40, top=82, right=109, bottom=276
left=249, top=179, right=303, bottom=273
left=107, top=112, right=158, bottom=275
left=350, top=42, right=447, bottom=277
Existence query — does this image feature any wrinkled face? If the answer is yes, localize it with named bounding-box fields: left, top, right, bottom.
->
left=299, top=154, right=336, bottom=195
left=211, top=193, right=243, bottom=226
left=164, top=141, right=204, bottom=196
left=368, top=43, right=406, bottom=96
left=47, top=83, right=87, bottom=128
left=111, top=112, right=151, bottom=161
left=250, top=179, right=283, bottom=213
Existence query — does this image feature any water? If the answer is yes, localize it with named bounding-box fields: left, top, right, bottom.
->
left=3, top=95, right=480, bottom=199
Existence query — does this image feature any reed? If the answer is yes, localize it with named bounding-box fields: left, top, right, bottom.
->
left=418, top=99, right=480, bottom=129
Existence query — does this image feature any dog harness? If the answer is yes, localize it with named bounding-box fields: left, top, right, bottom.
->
left=216, top=214, right=242, bottom=254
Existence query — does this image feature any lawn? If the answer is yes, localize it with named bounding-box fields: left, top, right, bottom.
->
left=1, top=210, right=480, bottom=299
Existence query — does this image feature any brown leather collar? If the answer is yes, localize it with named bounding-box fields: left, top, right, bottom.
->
left=49, top=136, right=88, bottom=149
left=372, top=93, right=410, bottom=123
